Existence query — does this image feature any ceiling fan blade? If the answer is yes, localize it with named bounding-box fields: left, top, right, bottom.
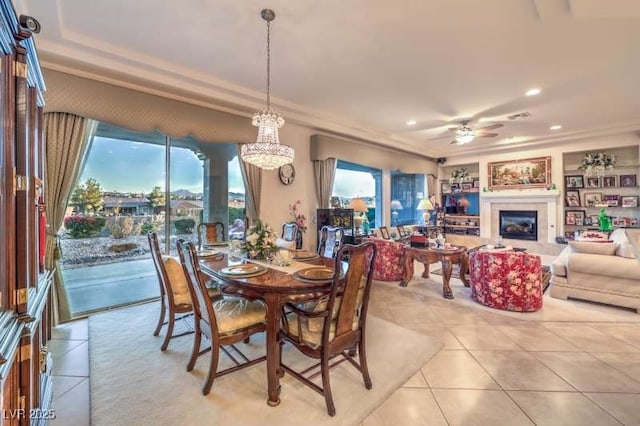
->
left=477, top=123, right=504, bottom=131
left=477, top=132, right=499, bottom=138
left=449, top=140, right=462, bottom=145
left=429, top=134, right=457, bottom=141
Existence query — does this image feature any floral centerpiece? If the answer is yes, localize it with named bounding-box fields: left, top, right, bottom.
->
left=240, top=219, right=277, bottom=260
left=449, top=167, right=470, bottom=184
left=579, top=153, right=616, bottom=177
left=288, top=200, right=307, bottom=233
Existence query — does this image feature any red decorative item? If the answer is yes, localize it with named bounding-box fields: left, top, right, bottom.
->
left=365, top=237, right=412, bottom=281
left=469, top=251, right=543, bottom=312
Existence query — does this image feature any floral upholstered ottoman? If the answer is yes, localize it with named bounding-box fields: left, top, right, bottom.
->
left=469, top=250, right=543, bottom=312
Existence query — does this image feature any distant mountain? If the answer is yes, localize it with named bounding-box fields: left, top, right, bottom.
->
left=171, top=189, right=203, bottom=198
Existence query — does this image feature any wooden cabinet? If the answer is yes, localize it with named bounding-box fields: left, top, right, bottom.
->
left=0, top=1, right=52, bottom=423
left=562, top=147, right=640, bottom=239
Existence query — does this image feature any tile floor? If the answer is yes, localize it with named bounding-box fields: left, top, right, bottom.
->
left=49, top=273, right=640, bottom=425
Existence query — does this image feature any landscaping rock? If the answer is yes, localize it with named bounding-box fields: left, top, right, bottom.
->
left=108, top=242, right=139, bottom=253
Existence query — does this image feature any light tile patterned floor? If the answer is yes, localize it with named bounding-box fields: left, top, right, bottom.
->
left=50, top=273, right=640, bottom=425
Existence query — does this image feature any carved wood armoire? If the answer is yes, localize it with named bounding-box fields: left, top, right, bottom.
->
left=0, top=0, right=53, bottom=424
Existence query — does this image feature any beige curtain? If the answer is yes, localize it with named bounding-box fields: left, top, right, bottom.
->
left=313, top=158, right=337, bottom=208
left=44, top=113, right=98, bottom=324
left=237, top=145, right=262, bottom=222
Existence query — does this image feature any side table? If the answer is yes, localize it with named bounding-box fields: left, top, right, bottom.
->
left=400, top=246, right=469, bottom=299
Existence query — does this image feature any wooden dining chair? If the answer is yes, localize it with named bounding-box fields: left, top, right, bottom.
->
left=197, top=222, right=225, bottom=248
left=148, top=232, right=223, bottom=351
left=317, top=225, right=344, bottom=259
left=280, top=241, right=377, bottom=416
left=176, top=240, right=267, bottom=395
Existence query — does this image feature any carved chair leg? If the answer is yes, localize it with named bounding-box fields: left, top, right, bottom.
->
left=359, top=337, right=372, bottom=389
left=161, top=312, right=175, bottom=351
left=203, top=344, right=219, bottom=395
left=153, top=301, right=166, bottom=337
left=187, top=324, right=202, bottom=372
left=321, top=353, right=336, bottom=417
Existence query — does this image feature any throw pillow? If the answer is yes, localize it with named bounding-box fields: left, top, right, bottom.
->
left=616, top=242, right=637, bottom=259
left=625, top=229, right=640, bottom=261
left=568, top=241, right=617, bottom=256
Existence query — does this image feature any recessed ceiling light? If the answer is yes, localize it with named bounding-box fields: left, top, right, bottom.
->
left=549, top=125, right=562, bottom=130
left=525, top=88, right=541, bottom=96
left=406, top=120, right=417, bottom=126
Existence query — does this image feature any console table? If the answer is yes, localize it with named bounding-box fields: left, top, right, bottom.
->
left=400, top=246, right=469, bottom=299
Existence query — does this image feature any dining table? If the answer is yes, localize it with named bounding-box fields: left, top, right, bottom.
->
left=199, top=250, right=335, bottom=407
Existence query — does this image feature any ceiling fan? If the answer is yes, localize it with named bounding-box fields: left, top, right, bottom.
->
left=448, top=120, right=503, bottom=145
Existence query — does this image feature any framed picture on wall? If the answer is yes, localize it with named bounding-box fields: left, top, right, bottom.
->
left=488, top=156, right=551, bottom=190
left=441, top=182, right=451, bottom=193
left=620, top=175, right=637, bottom=187
left=565, top=175, right=584, bottom=189
left=565, top=190, right=581, bottom=207
left=602, top=175, right=617, bottom=187
left=605, top=194, right=620, bottom=207
left=461, top=182, right=472, bottom=192
left=565, top=210, right=585, bottom=226
left=585, top=176, right=602, bottom=188
left=621, top=196, right=639, bottom=207
left=583, top=192, right=603, bottom=207
left=473, top=179, right=480, bottom=188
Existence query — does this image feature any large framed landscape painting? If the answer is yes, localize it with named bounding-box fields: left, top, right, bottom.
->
left=488, top=156, right=551, bottom=190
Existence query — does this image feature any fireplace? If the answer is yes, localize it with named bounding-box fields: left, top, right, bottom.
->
left=499, top=210, right=537, bottom=241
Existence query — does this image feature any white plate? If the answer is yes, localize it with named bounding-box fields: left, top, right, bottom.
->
left=197, top=250, right=219, bottom=257
left=220, top=264, right=266, bottom=276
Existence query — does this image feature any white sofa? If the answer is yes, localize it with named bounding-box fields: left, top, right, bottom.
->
left=550, top=229, right=640, bottom=312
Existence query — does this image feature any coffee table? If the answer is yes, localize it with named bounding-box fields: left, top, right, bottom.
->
left=400, top=245, right=469, bottom=299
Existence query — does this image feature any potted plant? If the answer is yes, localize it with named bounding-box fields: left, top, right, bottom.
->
left=579, top=153, right=616, bottom=177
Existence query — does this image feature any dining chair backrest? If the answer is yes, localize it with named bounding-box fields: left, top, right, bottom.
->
left=282, top=222, right=299, bottom=242
left=198, top=222, right=225, bottom=248
left=176, top=239, right=219, bottom=340
left=317, top=225, right=344, bottom=258
left=326, top=242, right=377, bottom=344
left=149, top=231, right=192, bottom=307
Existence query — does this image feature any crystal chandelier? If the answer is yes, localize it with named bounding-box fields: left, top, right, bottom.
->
left=240, top=9, right=294, bottom=170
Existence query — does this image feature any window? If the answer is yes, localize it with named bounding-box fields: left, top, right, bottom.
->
left=391, top=172, right=426, bottom=225
left=332, top=160, right=381, bottom=227
left=61, top=122, right=245, bottom=317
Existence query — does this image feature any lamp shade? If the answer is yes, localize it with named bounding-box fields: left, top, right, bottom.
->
left=348, top=198, right=369, bottom=213
left=390, top=200, right=403, bottom=210
left=416, top=199, right=434, bottom=211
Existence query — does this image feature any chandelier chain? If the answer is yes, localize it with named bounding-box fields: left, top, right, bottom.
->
left=266, top=19, right=271, bottom=111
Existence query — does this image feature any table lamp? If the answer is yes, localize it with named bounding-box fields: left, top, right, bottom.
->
left=349, top=197, right=369, bottom=234
left=390, top=199, right=403, bottom=225
left=416, top=198, right=434, bottom=224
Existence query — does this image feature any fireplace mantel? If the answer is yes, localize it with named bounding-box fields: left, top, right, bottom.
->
left=480, top=189, right=560, bottom=201
left=480, top=189, right=560, bottom=243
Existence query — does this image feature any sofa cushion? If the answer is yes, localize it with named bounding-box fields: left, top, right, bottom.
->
left=568, top=253, right=640, bottom=281
left=569, top=241, right=617, bottom=256
left=550, top=247, right=570, bottom=277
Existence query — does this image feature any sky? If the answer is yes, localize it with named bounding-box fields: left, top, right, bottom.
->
left=80, top=137, right=373, bottom=196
